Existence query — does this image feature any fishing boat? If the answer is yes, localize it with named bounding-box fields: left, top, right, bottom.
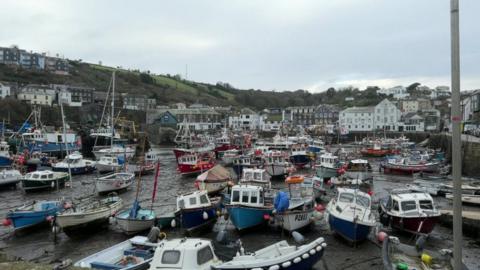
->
left=379, top=190, right=440, bottom=235
left=21, top=170, right=70, bottom=191
left=148, top=236, right=327, bottom=270
left=343, top=159, right=373, bottom=181
left=232, top=155, right=258, bottom=177
left=263, top=150, right=290, bottom=178
left=221, top=149, right=240, bottom=166
left=194, top=165, right=232, bottom=195
left=145, top=149, right=161, bottom=163
left=55, top=195, right=122, bottom=236
left=94, top=145, right=136, bottom=160
left=289, top=144, right=310, bottom=169
left=445, top=194, right=480, bottom=206
left=4, top=200, right=63, bottom=230
left=174, top=190, right=220, bottom=233
left=75, top=235, right=159, bottom=270
left=382, top=236, right=468, bottom=270
left=19, top=128, right=80, bottom=154
left=95, top=172, right=135, bottom=194
left=96, top=155, right=125, bottom=173
left=177, top=153, right=215, bottom=176
left=360, top=143, right=400, bottom=157
left=0, top=169, right=22, bottom=188
left=127, top=162, right=156, bottom=176
left=315, top=152, right=341, bottom=179
left=307, top=139, right=324, bottom=155
left=226, top=185, right=273, bottom=231
left=214, top=129, right=237, bottom=158
left=51, top=152, right=96, bottom=175
left=238, top=167, right=272, bottom=190
left=326, top=188, right=376, bottom=242
left=273, top=176, right=315, bottom=231
left=382, top=157, right=439, bottom=175
left=0, top=140, right=12, bottom=167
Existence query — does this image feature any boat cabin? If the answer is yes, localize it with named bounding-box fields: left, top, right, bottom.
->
left=241, top=168, right=270, bottom=182
left=149, top=238, right=217, bottom=270
left=347, top=159, right=372, bottom=171
left=0, top=141, right=10, bottom=153
left=99, top=155, right=123, bottom=165
left=319, top=153, right=338, bottom=168
left=177, top=190, right=212, bottom=210
left=25, top=170, right=56, bottom=180
left=178, top=154, right=199, bottom=165
left=290, top=144, right=306, bottom=154
left=230, top=185, right=266, bottom=207
left=263, top=151, right=286, bottom=164
left=233, top=155, right=251, bottom=166
left=334, top=188, right=371, bottom=209
left=383, top=190, right=437, bottom=215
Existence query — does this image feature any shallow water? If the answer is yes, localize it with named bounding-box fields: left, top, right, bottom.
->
left=0, top=148, right=478, bottom=269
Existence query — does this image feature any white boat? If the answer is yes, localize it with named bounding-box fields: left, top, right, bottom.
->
left=148, top=236, right=327, bottom=270
left=326, top=188, right=376, bottom=242
left=222, top=149, right=240, bottom=165
left=95, top=146, right=135, bottom=161
left=406, top=180, right=446, bottom=196
left=21, top=170, right=70, bottom=191
left=315, top=152, right=340, bottom=179
left=51, top=152, right=96, bottom=175
left=195, top=165, right=232, bottom=195
left=262, top=150, right=290, bottom=177
left=95, top=172, right=135, bottom=194
left=344, top=159, right=373, bottom=181
left=145, top=149, right=161, bottom=163
left=75, top=235, right=159, bottom=270
left=239, top=167, right=271, bottom=190
left=56, top=195, right=122, bottom=236
left=0, top=169, right=22, bottom=188
left=445, top=193, right=480, bottom=206
left=273, top=175, right=315, bottom=231
left=96, top=155, right=125, bottom=173
left=116, top=205, right=156, bottom=235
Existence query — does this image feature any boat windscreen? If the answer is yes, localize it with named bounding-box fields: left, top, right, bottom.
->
left=401, top=201, right=417, bottom=211
left=356, top=195, right=370, bottom=208
left=339, top=193, right=354, bottom=203
left=419, top=200, right=433, bottom=210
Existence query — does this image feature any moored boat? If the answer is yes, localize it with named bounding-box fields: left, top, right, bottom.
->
left=445, top=193, right=480, bottom=206
left=360, top=143, right=399, bottom=157
left=4, top=200, right=63, bottom=230
left=116, top=201, right=156, bottom=235
left=383, top=157, right=439, bottom=175
left=379, top=189, right=440, bottom=235
left=95, top=172, right=135, bottom=194
left=326, top=188, right=376, bottom=242
left=96, top=155, right=125, bottom=174
left=0, top=168, right=22, bottom=188
left=343, top=159, right=373, bottom=181
left=221, top=149, right=240, bottom=166
left=263, top=150, right=290, bottom=178
left=194, top=165, right=231, bottom=195
left=21, top=170, right=70, bottom=191
left=315, top=152, right=341, bottom=179
left=174, top=190, right=220, bottom=233
left=289, top=144, right=310, bottom=169
left=0, top=140, right=12, bottom=167
left=94, top=145, right=135, bottom=160
left=51, top=152, right=96, bottom=175
left=177, top=153, right=215, bottom=176
left=238, top=167, right=272, bottom=190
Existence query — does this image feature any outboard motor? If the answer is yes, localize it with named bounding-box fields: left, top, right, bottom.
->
left=147, top=226, right=160, bottom=243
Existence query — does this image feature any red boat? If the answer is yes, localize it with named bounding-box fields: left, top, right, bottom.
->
left=173, top=144, right=215, bottom=160
left=177, top=153, right=216, bottom=176
left=360, top=144, right=400, bottom=157
left=379, top=190, right=440, bottom=235
left=382, top=158, right=439, bottom=175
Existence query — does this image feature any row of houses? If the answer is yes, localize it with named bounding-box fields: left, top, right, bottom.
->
left=376, top=85, right=451, bottom=99
left=0, top=46, right=69, bottom=75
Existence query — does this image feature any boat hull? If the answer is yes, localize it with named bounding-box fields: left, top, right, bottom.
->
left=227, top=205, right=273, bottom=231
left=328, top=213, right=372, bottom=242
left=95, top=177, right=134, bottom=194
left=265, top=163, right=287, bottom=177
left=275, top=209, right=314, bottom=231
left=316, top=166, right=338, bottom=179
left=96, top=163, right=123, bottom=174
left=0, top=156, right=12, bottom=167
left=289, top=154, right=310, bottom=169
left=19, top=142, right=80, bottom=154
left=361, top=148, right=399, bottom=157
left=387, top=215, right=438, bottom=235
left=177, top=163, right=215, bottom=176
left=176, top=206, right=217, bottom=232
left=52, top=165, right=95, bottom=175
left=7, top=205, right=60, bottom=230
left=116, top=209, right=156, bottom=235
left=21, top=176, right=70, bottom=192
left=383, top=163, right=438, bottom=175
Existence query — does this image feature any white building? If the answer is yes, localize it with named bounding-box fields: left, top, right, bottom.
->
left=374, top=99, right=402, bottom=131
left=377, top=86, right=410, bottom=99
left=339, top=99, right=402, bottom=132
left=0, top=83, right=11, bottom=98
left=17, top=85, right=56, bottom=106
left=402, top=112, right=425, bottom=132
left=228, top=108, right=264, bottom=130
left=430, top=86, right=451, bottom=99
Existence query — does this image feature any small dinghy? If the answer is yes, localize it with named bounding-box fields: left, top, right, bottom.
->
left=326, top=188, right=376, bottom=242
left=75, top=235, right=160, bottom=270
left=0, top=169, right=22, bottom=188
left=116, top=201, right=156, bottom=235
left=382, top=236, right=469, bottom=270
left=4, top=200, right=63, bottom=230
left=96, top=155, right=125, bottom=174
left=55, top=195, right=122, bottom=236
left=96, top=172, right=135, bottom=194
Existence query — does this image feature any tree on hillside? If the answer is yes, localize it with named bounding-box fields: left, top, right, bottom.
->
left=407, top=82, right=421, bottom=95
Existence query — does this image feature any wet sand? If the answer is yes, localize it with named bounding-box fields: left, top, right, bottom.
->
left=0, top=148, right=478, bottom=269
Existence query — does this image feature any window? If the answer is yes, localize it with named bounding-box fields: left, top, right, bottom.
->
left=32, top=174, right=39, bottom=179
left=259, top=191, right=264, bottom=203
left=177, top=199, right=185, bottom=209
left=232, top=190, right=240, bottom=202
left=356, top=195, right=370, bottom=208
left=393, top=200, right=399, bottom=211
left=189, top=197, right=197, bottom=205
left=419, top=200, right=433, bottom=210
left=200, top=194, right=209, bottom=204
left=197, top=246, right=214, bottom=265
left=161, top=250, right=181, bottom=264
left=401, top=201, right=417, bottom=211
left=250, top=191, right=258, bottom=203
left=242, top=191, right=249, bottom=203
left=339, top=193, right=354, bottom=203
left=41, top=174, right=47, bottom=179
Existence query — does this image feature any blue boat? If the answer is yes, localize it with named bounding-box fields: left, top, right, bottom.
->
left=174, top=190, right=220, bottom=232
left=326, top=188, right=376, bottom=242
left=18, top=129, right=80, bottom=155
left=5, top=200, right=63, bottom=230
left=51, top=152, right=96, bottom=175
left=0, top=141, right=12, bottom=167
left=289, top=144, right=311, bottom=168
left=116, top=200, right=156, bottom=235
left=226, top=185, right=273, bottom=230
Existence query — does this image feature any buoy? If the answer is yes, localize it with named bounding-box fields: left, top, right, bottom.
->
left=2, top=218, right=12, bottom=226
left=315, top=204, right=325, bottom=212
left=203, top=211, right=209, bottom=220
left=377, top=231, right=388, bottom=243
left=171, top=219, right=176, bottom=228
left=216, top=230, right=227, bottom=243
left=263, top=214, right=271, bottom=221
left=51, top=181, right=55, bottom=188
left=421, top=253, right=432, bottom=266
left=367, top=190, right=374, bottom=196
left=293, top=257, right=301, bottom=263
left=396, top=262, right=408, bottom=270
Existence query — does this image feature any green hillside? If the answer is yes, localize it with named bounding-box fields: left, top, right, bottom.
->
left=0, top=61, right=387, bottom=109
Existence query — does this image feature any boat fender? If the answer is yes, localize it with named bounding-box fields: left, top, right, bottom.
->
left=302, top=253, right=310, bottom=259
left=52, top=225, right=60, bottom=234
left=316, top=237, right=325, bottom=245
left=2, top=219, right=12, bottom=227
left=421, top=253, right=432, bottom=266
left=171, top=219, right=176, bottom=228
left=120, top=255, right=139, bottom=266
left=292, top=231, right=305, bottom=244
left=281, top=261, right=292, bottom=268
left=293, top=257, right=301, bottom=263
left=251, top=268, right=263, bottom=270
left=216, top=230, right=227, bottom=243
left=309, top=249, right=316, bottom=255
left=51, top=181, right=55, bottom=188
left=316, top=246, right=322, bottom=252
left=268, top=265, right=280, bottom=270
left=321, top=242, right=327, bottom=248
left=203, top=211, right=209, bottom=220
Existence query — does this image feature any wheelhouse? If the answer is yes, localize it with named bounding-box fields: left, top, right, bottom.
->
left=230, top=185, right=265, bottom=207
left=177, top=190, right=212, bottom=210
left=384, top=191, right=437, bottom=215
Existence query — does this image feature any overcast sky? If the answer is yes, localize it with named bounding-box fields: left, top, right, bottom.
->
left=1, top=0, right=479, bottom=92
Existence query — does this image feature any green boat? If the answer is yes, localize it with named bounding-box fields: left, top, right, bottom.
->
left=21, top=170, right=70, bottom=191
left=315, top=152, right=341, bottom=179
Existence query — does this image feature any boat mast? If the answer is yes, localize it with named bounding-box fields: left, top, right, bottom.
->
left=111, top=71, right=115, bottom=151
left=59, top=100, right=72, bottom=188
left=450, top=0, right=462, bottom=268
